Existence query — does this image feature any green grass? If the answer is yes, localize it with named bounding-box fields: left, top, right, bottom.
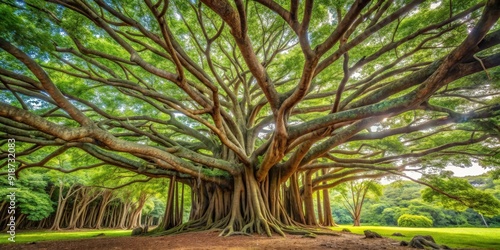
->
left=2, top=227, right=499, bottom=249
left=0, top=229, right=131, bottom=244
left=332, top=225, right=500, bottom=249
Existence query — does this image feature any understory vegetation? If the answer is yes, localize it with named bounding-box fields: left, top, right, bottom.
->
left=331, top=226, right=500, bottom=249
left=332, top=176, right=500, bottom=227
left=0, top=229, right=131, bottom=244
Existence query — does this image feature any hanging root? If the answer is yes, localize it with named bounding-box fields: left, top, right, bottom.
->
left=150, top=171, right=336, bottom=238
left=473, top=55, right=492, bottom=80
left=150, top=205, right=336, bottom=238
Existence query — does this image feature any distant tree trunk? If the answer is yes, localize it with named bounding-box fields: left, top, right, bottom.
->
left=15, top=214, right=26, bottom=228
left=127, top=204, right=137, bottom=229
left=68, top=193, right=79, bottom=228
left=76, top=204, right=88, bottom=228
left=137, top=210, right=142, bottom=227
left=105, top=204, right=113, bottom=228
left=128, top=191, right=148, bottom=229
left=0, top=201, right=7, bottom=228
left=118, top=202, right=131, bottom=229
left=109, top=204, right=119, bottom=228
left=0, top=201, right=5, bottom=216
left=479, top=213, right=489, bottom=227
left=50, top=185, right=65, bottom=231
left=95, top=190, right=114, bottom=229
left=61, top=208, right=71, bottom=228
left=67, top=187, right=102, bottom=229
left=352, top=182, right=369, bottom=227
left=353, top=215, right=361, bottom=227
left=37, top=217, right=48, bottom=229
left=38, top=186, right=56, bottom=229
left=85, top=204, right=99, bottom=228
left=51, top=183, right=80, bottom=231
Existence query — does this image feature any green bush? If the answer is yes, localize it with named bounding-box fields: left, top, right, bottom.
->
left=397, top=214, right=433, bottom=227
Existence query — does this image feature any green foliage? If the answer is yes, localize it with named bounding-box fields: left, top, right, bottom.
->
left=0, top=229, right=131, bottom=244
left=397, top=214, right=433, bottom=227
left=142, top=198, right=165, bottom=218
left=0, top=171, right=54, bottom=221
left=334, top=180, right=384, bottom=224
left=336, top=180, right=383, bottom=199
left=330, top=202, right=353, bottom=224
left=422, top=176, right=500, bottom=217
left=360, top=177, right=500, bottom=227
left=0, top=2, right=53, bottom=51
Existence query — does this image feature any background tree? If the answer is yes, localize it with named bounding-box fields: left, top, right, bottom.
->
left=0, top=170, right=54, bottom=228
left=357, top=175, right=500, bottom=227
left=422, top=173, right=500, bottom=217
left=334, top=179, right=383, bottom=226
left=1, top=0, right=500, bottom=236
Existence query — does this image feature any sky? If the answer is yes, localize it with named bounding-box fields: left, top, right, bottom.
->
left=381, top=164, right=489, bottom=184
left=445, top=164, right=489, bottom=177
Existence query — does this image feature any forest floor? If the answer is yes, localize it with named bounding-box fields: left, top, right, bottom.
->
left=5, top=230, right=413, bottom=250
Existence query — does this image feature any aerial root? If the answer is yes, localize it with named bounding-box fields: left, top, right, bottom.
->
left=150, top=217, right=211, bottom=236
left=217, top=217, right=285, bottom=237
left=219, top=226, right=252, bottom=237
left=150, top=219, right=336, bottom=238
left=241, top=221, right=254, bottom=232
left=267, top=221, right=285, bottom=237
left=225, top=231, right=253, bottom=237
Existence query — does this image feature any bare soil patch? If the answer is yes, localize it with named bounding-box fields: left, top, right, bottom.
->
left=5, top=231, right=410, bottom=250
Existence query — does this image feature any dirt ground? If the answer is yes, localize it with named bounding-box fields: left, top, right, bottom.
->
left=4, top=231, right=412, bottom=250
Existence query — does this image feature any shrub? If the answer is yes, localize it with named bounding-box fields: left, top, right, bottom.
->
left=397, top=214, right=433, bottom=227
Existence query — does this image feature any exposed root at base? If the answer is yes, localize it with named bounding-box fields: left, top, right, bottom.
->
left=150, top=217, right=338, bottom=239
left=219, top=227, right=253, bottom=237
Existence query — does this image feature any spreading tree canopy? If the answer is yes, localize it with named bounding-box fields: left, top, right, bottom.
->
left=1, top=0, right=500, bottom=236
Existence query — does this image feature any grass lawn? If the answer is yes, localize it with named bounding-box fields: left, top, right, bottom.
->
left=332, top=225, right=500, bottom=249
left=1, top=226, right=499, bottom=249
left=0, top=229, right=131, bottom=244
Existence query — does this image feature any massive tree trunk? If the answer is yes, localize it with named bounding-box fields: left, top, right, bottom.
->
left=155, top=167, right=338, bottom=237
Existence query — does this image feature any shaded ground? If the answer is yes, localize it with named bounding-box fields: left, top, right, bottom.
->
left=4, top=231, right=410, bottom=250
